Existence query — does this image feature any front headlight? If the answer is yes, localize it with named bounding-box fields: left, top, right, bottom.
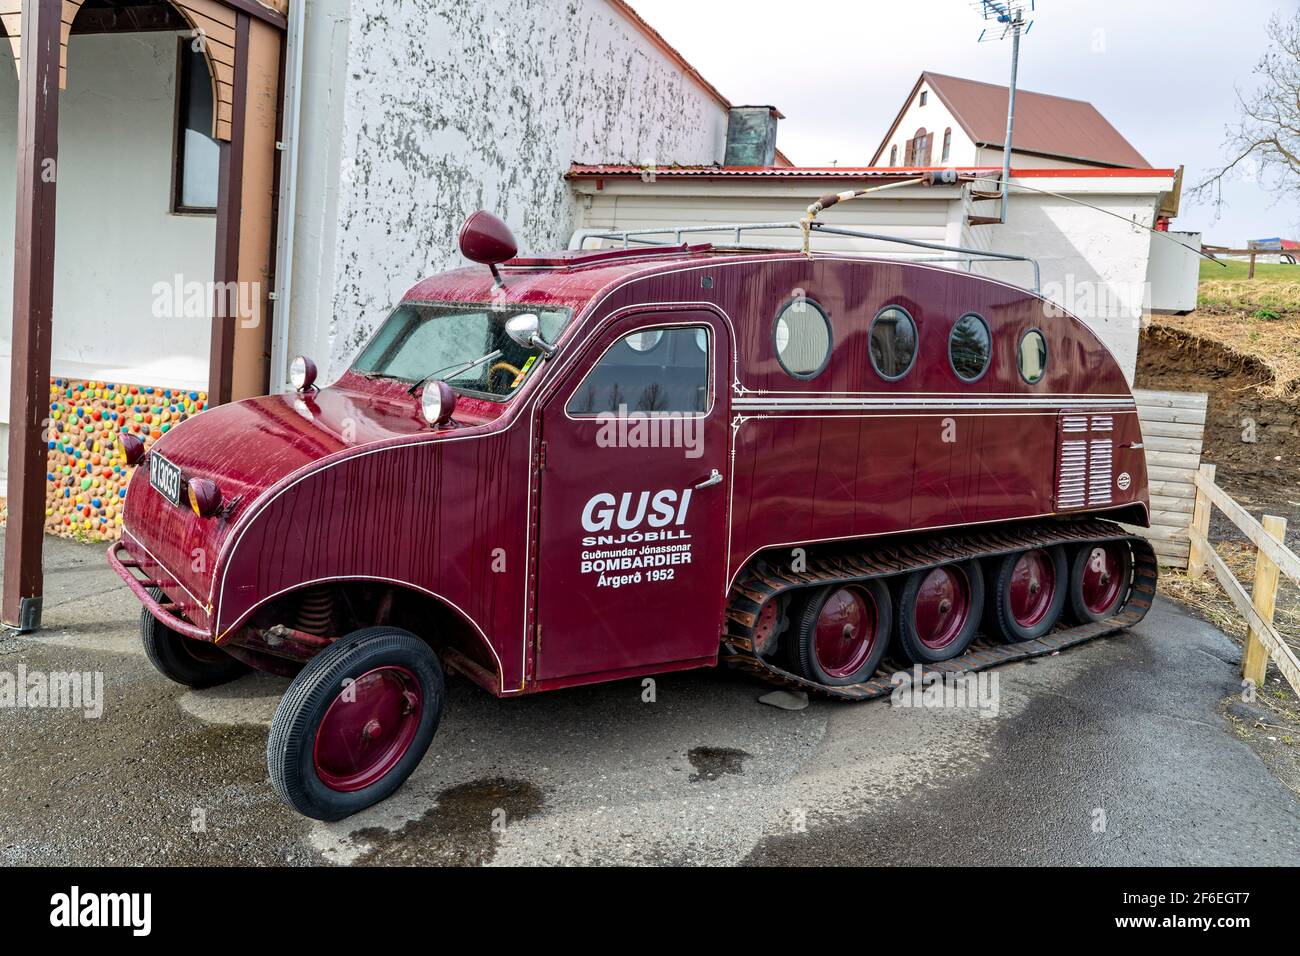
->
left=421, top=381, right=457, bottom=427
left=290, top=355, right=318, bottom=392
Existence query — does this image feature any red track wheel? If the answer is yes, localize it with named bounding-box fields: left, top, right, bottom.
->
left=1067, top=541, right=1132, bottom=623
left=793, top=580, right=892, bottom=686
left=896, top=560, right=984, bottom=664
left=985, top=546, right=1068, bottom=643
left=267, top=626, right=444, bottom=820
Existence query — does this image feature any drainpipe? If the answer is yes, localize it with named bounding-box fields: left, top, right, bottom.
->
left=270, top=0, right=307, bottom=393
left=999, top=8, right=1023, bottom=224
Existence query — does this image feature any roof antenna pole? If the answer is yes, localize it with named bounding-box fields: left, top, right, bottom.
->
left=1000, top=9, right=1021, bottom=223
left=974, top=1, right=1034, bottom=224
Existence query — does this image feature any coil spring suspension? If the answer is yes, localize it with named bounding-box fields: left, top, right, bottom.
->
left=295, top=586, right=334, bottom=636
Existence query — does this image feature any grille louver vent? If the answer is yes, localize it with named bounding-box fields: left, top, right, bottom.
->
left=1057, top=440, right=1088, bottom=508
left=1056, top=414, right=1117, bottom=510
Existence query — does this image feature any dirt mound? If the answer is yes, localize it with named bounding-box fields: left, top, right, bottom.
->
left=1136, top=324, right=1300, bottom=504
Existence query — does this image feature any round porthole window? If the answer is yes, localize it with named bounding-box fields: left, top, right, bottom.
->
left=949, top=313, right=991, bottom=382
left=869, top=306, right=918, bottom=381
left=773, top=299, right=832, bottom=378
left=1018, top=329, right=1047, bottom=383
left=625, top=329, right=663, bottom=353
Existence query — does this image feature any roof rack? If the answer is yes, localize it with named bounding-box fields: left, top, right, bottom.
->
left=581, top=221, right=1041, bottom=292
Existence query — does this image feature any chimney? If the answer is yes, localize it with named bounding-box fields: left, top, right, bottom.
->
left=724, top=106, right=781, bottom=166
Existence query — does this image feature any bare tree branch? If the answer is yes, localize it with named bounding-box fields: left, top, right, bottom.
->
left=1189, top=12, right=1300, bottom=223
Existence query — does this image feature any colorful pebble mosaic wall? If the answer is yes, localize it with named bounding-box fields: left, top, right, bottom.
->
left=45, top=378, right=208, bottom=541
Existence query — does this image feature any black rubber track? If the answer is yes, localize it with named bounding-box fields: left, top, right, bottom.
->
left=721, top=517, right=1158, bottom=701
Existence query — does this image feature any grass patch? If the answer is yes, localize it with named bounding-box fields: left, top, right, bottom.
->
left=1197, top=259, right=1300, bottom=312
left=1199, top=259, right=1299, bottom=282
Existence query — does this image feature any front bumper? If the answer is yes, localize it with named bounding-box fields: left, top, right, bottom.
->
left=107, top=538, right=214, bottom=642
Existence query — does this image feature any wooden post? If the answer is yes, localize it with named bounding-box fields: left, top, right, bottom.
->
left=1248, top=252, right=1256, bottom=279
left=1242, top=514, right=1287, bottom=687
left=2, top=0, right=64, bottom=632
left=208, top=11, right=249, bottom=407
left=1187, top=462, right=1216, bottom=579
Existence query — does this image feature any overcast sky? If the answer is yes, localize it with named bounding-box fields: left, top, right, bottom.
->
left=625, top=0, right=1296, bottom=244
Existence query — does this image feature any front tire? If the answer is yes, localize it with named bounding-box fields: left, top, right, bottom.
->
left=267, top=627, right=444, bottom=821
left=895, top=560, right=985, bottom=664
left=140, top=588, right=248, bottom=688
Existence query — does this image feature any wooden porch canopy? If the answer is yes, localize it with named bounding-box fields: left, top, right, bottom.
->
left=0, top=0, right=268, bottom=138
left=2, top=0, right=289, bottom=631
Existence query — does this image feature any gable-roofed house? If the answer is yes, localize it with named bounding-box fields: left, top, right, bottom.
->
left=871, top=71, right=1150, bottom=171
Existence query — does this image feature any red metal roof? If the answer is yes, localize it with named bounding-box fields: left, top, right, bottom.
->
left=567, top=163, right=1175, bottom=180
left=872, top=71, right=1150, bottom=169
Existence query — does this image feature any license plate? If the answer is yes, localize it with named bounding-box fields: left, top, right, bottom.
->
left=149, top=452, right=182, bottom=506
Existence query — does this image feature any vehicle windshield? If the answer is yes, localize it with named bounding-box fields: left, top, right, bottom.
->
left=352, top=302, right=570, bottom=400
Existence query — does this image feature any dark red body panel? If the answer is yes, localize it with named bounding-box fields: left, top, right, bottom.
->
left=117, top=249, right=1150, bottom=696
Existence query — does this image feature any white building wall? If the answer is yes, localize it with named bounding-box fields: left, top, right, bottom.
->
left=967, top=186, right=1163, bottom=382
left=573, top=179, right=956, bottom=255
left=288, top=0, right=731, bottom=385
left=572, top=173, right=1171, bottom=384
left=876, top=80, right=977, bottom=167
left=0, top=33, right=215, bottom=395
left=0, top=31, right=216, bottom=484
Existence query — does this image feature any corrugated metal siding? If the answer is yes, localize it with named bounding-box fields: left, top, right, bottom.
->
left=577, top=194, right=954, bottom=257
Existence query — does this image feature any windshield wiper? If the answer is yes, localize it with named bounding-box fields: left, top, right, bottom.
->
left=406, top=349, right=503, bottom=395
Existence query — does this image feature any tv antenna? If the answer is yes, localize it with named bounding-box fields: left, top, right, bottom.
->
left=973, top=1, right=1034, bottom=223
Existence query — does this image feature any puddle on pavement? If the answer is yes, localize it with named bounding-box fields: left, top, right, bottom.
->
left=350, top=777, right=544, bottom=865
left=687, top=746, right=750, bottom=782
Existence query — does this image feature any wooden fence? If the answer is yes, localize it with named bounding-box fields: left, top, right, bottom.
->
left=1188, top=463, right=1300, bottom=696
left=1123, top=389, right=1208, bottom=569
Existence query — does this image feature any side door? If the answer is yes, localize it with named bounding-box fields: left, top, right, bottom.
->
left=535, top=310, right=731, bottom=682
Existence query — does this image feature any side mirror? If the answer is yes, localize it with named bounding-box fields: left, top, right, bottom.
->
left=458, top=210, right=517, bottom=288
left=505, top=313, right=556, bottom=357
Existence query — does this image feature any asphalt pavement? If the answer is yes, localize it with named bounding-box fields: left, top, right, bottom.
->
left=1, top=533, right=1297, bottom=866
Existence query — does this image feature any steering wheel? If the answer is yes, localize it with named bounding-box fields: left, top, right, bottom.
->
left=488, top=360, right=522, bottom=391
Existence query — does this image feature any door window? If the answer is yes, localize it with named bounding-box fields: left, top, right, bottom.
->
left=567, top=326, right=710, bottom=415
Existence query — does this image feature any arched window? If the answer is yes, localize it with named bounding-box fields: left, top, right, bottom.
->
left=908, top=128, right=931, bottom=166
left=941, top=128, right=952, bottom=164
